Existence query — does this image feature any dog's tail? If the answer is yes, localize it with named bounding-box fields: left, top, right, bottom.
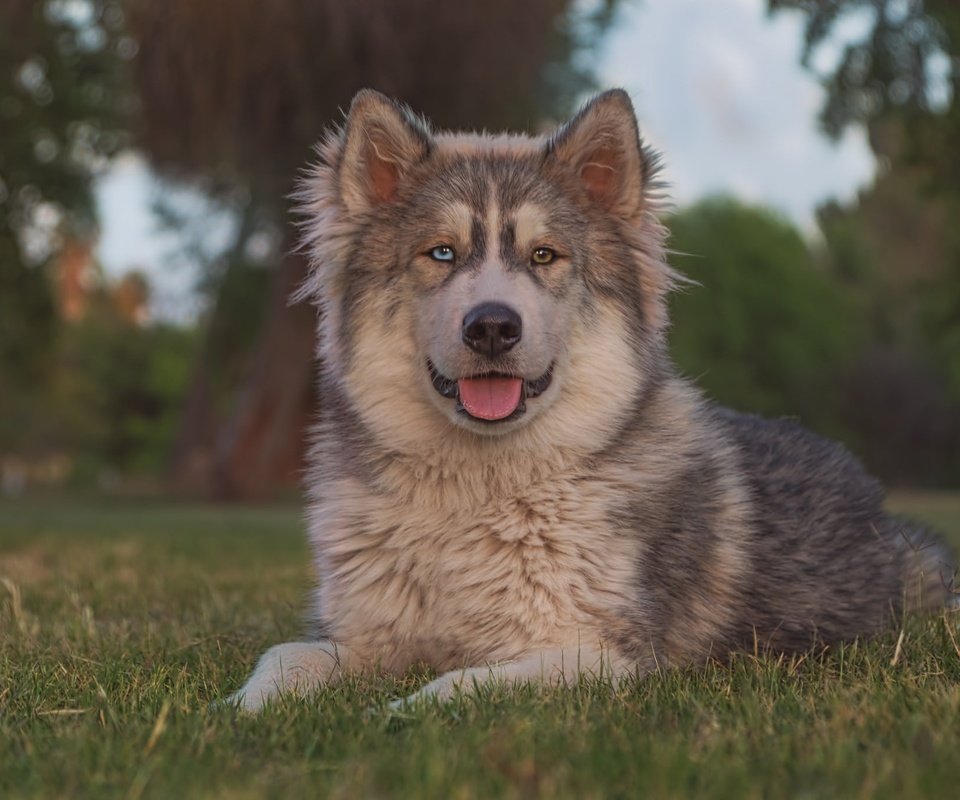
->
left=892, top=517, right=958, bottom=614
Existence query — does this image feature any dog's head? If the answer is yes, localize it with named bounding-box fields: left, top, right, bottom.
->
left=298, top=89, right=674, bottom=454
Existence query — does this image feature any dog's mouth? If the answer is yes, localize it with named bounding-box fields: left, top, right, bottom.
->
left=427, top=360, right=554, bottom=423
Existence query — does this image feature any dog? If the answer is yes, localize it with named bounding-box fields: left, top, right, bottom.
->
left=228, top=89, right=954, bottom=711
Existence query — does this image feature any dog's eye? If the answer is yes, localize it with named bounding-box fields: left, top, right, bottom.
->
left=531, top=247, right=556, bottom=265
left=429, top=245, right=456, bottom=262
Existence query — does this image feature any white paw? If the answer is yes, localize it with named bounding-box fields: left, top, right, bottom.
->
left=224, top=641, right=343, bottom=713
left=387, top=666, right=502, bottom=710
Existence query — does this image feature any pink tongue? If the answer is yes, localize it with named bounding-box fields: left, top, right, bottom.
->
left=458, top=376, right=523, bottom=421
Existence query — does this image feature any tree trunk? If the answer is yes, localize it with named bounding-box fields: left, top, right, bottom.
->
left=167, top=204, right=258, bottom=495
left=211, top=250, right=317, bottom=500
left=167, top=346, right=219, bottom=494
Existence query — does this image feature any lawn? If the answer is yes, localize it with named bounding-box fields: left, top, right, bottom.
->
left=1, top=493, right=959, bottom=799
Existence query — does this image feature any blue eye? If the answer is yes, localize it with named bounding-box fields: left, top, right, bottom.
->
left=429, top=245, right=455, bottom=262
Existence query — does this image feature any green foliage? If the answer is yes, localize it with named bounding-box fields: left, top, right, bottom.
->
left=916, top=192, right=960, bottom=404
left=0, top=0, right=135, bottom=478
left=668, top=198, right=861, bottom=433
left=768, top=1, right=953, bottom=142
left=767, top=0, right=960, bottom=485
left=927, top=261, right=960, bottom=400
left=0, top=239, right=57, bottom=386
left=766, top=1, right=960, bottom=372
left=1, top=498, right=958, bottom=798
left=0, top=0, right=132, bottom=378
left=60, top=308, right=198, bottom=475
left=2, top=295, right=198, bottom=477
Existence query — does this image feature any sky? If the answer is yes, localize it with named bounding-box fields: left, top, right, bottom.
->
left=95, top=0, right=878, bottom=318
left=597, top=0, right=875, bottom=221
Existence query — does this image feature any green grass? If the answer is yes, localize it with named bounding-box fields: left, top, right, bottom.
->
left=1, top=494, right=959, bottom=799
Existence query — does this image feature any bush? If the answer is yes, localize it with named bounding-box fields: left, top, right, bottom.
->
left=667, top=197, right=861, bottom=437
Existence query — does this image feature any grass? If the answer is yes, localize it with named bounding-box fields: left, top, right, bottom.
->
left=1, top=494, right=959, bottom=799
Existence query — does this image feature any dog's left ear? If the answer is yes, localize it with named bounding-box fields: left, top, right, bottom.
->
left=547, top=90, right=646, bottom=217
left=338, top=89, right=432, bottom=213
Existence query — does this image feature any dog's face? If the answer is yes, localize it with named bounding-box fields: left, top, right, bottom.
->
left=406, top=150, right=588, bottom=432
left=300, top=90, right=673, bottom=453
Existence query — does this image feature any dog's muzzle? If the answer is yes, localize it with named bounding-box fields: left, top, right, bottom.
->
left=427, top=360, right=554, bottom=423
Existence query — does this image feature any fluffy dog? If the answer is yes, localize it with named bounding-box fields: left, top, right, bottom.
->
left=229, top=89, right=953, bottom=710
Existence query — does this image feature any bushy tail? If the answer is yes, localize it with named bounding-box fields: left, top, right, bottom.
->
left=892, top=517, right=958, bottom=613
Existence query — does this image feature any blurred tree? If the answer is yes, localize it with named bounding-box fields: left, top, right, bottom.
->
left=34, top=287, right=197, bottom=480
left=769, top=0, right=960, bottom=396
left=154, top=195, right=274, bottom=493
left=0, top=0, right=132, bottom=456
left=668, top=198, right=860, bottom=435
left=768, top=1, right=955, bottom=155
left=770, top=0, right=960, bottom=484
left=57, top=294, right=197, bottom=476
left=1, top=255, right=197, bottom=483
left=817, top=167, right=960, bottom=485
left=125, top=0, right=618, bottom=498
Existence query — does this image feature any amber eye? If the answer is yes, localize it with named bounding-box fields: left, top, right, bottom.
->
left=531, top=247, right=556, bottom=265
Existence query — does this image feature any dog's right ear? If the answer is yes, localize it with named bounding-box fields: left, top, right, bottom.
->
left=338, top=90, right=432, bottom=214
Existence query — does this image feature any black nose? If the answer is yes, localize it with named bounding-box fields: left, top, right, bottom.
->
left=462, top=302, right=522, bottom=358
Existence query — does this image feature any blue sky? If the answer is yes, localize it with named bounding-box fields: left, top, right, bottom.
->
left=596, top=0, right=874, bottom=220
left=95, top=0, right=877, bottom=318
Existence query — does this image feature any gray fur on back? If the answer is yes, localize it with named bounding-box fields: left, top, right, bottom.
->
left=712, top=407, right=952, bottom=650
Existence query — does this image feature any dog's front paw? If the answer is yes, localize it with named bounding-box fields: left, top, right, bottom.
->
left=223, top=640, right=345, bottom=713
left=222, top=673, right=282, bottom=713
left=388, top=665, right=506, bottom=710
left=395, top=674, right=461, bottom=707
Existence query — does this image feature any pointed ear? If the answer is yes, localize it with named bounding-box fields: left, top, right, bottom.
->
left=338, top=89, right=432, bottom=213
left=547, top=89, right=647, bottom=217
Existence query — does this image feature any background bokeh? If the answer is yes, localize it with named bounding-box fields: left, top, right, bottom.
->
left=1, top=0, right=958, bottom=500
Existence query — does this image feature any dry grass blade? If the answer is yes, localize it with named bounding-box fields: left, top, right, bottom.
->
left=890, top=629, right=906, bottom=666
left=36, top=708, right=92, bottom=717
left=144, top=700, right=172, bottom=755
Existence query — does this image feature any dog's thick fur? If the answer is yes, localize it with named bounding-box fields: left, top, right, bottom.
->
left=230, top=89, right=954, bottom=710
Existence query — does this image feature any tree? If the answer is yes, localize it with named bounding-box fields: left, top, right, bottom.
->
left=769, top=0, right=960, bottom=484
left=768, top=1, right=957, bottom=164
left=769, top=1, right=960, bottom=382
left=816, top=166, right=960, bottom=485
left=53, top=292, right=198, bottom=477
left=0, top=0, right=132, bottom=455
left=125, top=0, right=617, bottom=498
left=668, top=198, right=860, bottom=435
